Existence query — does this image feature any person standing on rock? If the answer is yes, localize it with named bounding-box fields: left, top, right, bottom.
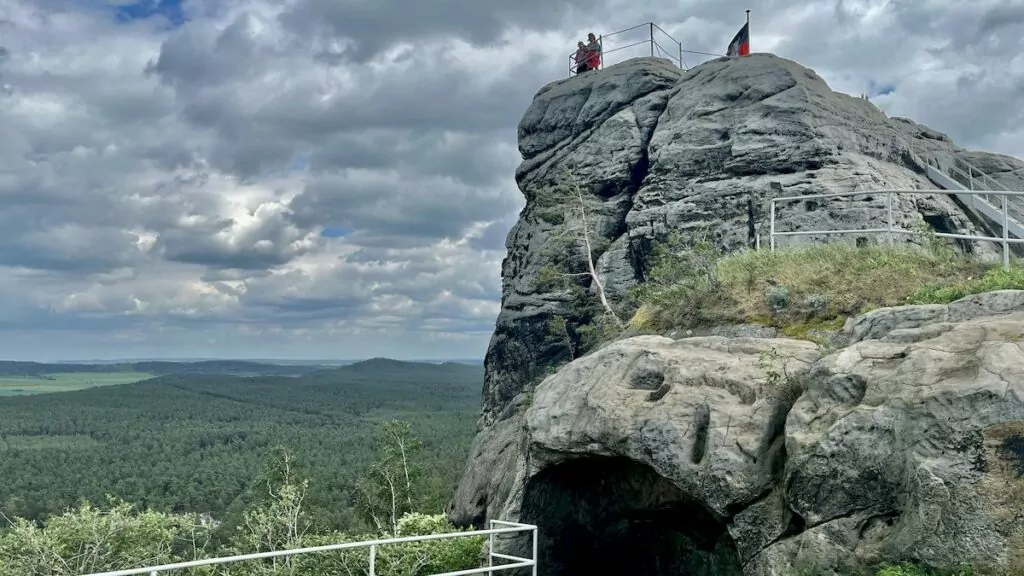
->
left=573, top=41, right=590, bottom=74
left=586, top=33, right=601, bottom=70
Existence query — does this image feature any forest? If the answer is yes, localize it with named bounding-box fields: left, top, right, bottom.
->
left=0, top=358, right=483, bottom=534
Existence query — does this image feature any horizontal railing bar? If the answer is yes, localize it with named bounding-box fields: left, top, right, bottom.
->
left=82, top=525, right=536, bottom=576
left=682, top=49, right=727, bottom=57
left=772, top=228, right=894, bottom=236
left=602, top=40, right=652, bottom=54
left=931, top=232, right=1024, bottom=244
left=489, top=520, right=530, bottom=527
left=433, top=559, right=535, bottom=576
left=490, top=552, right=530, bottom=562
left=772, top=188, right=1024, bottom=203
left=601, top=22, right=651, bottom=38
left=773, top=227, right=1024, bottom=244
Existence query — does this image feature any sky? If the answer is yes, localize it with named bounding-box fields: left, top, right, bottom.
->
left=0, top=0, right=1022, bottom=361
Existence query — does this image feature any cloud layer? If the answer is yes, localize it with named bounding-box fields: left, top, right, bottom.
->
left=0, top=0, right=1021, bottom=360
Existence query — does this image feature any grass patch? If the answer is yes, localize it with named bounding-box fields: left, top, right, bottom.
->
left=0, top=372, right=155, bottom=396
left=907, top=265, right=1024, bottom=304
left=630, top=237, right=1003, bottom=339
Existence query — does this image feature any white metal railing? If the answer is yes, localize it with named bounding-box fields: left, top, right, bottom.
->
left=79, top=520, right=537, bottom=576
left=566, top=22, right=725, bottom=77
left=768, top=188, right=1024, bottom=269
left=902, top=136, right=1024, bottom=234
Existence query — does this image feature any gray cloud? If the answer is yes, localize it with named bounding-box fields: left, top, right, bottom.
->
left=0, top=0, right=1021, bottom=360
left=277, top=0, right=593, bottom=62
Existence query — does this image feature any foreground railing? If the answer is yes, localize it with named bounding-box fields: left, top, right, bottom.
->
left=769, top=188, right=1024, bottom=269
left=80, top=520, right=537, bottom=576
left=567, top=22, right=725, bottom=76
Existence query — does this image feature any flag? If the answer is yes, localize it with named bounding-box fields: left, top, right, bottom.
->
left=726, top=22, right=750, bottom=57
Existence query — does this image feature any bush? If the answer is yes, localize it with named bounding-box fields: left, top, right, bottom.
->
left=0, top=499, right=213, bottom=576
left=632, top=241, right=994, bottom=335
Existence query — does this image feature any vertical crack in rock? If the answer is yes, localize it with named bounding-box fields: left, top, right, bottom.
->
left=692, top=402, right=712, bottom=465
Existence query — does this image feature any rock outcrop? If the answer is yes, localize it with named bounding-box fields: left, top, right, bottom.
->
left=460, top=291, right=1024, bottom=575
left=479, top=53, right=1024, bottom=428
left=451, top=53, right=1024, bottom=575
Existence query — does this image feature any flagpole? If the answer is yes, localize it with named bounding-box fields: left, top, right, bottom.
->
left=746, top=9, right=750, bottom=53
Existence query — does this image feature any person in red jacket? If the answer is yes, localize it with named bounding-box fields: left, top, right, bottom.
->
left=585, top=32, right=601, bottom=70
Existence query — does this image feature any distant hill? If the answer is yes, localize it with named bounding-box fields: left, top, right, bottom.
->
left=0, top=358, right=483, bottom=378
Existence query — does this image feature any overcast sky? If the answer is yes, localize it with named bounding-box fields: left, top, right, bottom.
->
left=1, top=0, right=1021, bottom=361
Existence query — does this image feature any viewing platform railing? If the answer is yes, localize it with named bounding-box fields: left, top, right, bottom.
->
left=768, top=188, right=1024, bottom=269
left=567, top=22, right=725, bottom=77
left=79, top=519, right=538, bottom=576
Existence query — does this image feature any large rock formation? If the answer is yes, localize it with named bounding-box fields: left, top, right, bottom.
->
left=451, top=53, right=1024, bottom=575
left=459, top=291, right=1024, bottom=575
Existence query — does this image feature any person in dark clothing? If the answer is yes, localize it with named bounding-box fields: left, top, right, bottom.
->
left=574, top=41, right=590, bottom=74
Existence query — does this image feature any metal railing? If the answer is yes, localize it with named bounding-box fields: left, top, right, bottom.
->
left=567, top=22, right=725, bottom=77
left=902, top=136, right=1024, bottom=232
left=768, top=188, right=1024, bottom=269
left=80, top=520, right=538, bottom=576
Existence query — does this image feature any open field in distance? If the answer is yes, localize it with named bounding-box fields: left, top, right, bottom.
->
left=0, top=372, right=156, bottom=396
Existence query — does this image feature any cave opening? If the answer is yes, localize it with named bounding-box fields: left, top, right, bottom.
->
left=519, top=456, right=742, bottom=576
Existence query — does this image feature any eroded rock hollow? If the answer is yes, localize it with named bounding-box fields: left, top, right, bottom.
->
left=520, top=457, right=742, bottom=576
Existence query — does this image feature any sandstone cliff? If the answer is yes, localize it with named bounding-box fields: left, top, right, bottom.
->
left=451, top=53, right=1024, bottom=575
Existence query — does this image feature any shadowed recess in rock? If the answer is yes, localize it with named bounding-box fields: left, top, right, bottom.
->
left=999, top=432, right=1024, bottom=476
left=519, top=456, right=742, bottom=576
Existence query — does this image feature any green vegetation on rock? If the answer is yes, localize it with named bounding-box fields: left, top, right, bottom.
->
left=630, top=230, right=1022, bottom=340
left=907, top=265, right=1024, bottom=304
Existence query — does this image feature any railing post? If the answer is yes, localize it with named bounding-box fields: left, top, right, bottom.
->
left=532, top=526, right=539, bottom=576
left=650, top=22, right=654, bottom=57
left=887, top=191, right=894, bottom=245
left=1003, top=193, right=1010, bottom=270
left=369, top=544, right=376, bottom=576
left=488, top=521, right=494, bottom=576
left=769, top=200, right=776, bottom=251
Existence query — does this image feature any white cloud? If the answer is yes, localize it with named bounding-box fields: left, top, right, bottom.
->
left=0, top=0, right=1021, bottom=360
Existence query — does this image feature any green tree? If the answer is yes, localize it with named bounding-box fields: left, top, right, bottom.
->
left=355, top=420, right=423, bottom=537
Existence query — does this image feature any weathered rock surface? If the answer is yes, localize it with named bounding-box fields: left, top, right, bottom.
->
left=460, top=292, right=1024, bottom=575
left=452, top=52, right=1024, bottom=576
left=479, top=53, right=1024, bottom=429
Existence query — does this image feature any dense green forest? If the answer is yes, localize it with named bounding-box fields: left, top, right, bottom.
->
left=0, top=358, right=482, bottom=534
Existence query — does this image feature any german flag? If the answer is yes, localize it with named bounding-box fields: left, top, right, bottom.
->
left=727, top=22, right=750, bottom=57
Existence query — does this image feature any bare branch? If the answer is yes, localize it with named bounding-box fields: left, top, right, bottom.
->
left=565, top=169, right=623, bottom=328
